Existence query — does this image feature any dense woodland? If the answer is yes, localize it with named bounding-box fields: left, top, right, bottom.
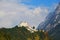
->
left=0, top=26, right=52, bottom=40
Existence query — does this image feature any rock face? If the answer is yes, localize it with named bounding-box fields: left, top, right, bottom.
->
left=37, top=3, right=60, bottom=31
left=48, top=23, right=60, bottom=40
left=37, top=3, right=60, bottom=40
left=48, top=3, right=60, bottom=40
left=18, top=21, right=37, bottom=33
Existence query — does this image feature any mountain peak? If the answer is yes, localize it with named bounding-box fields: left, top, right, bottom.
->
left=18, top=21, right=30, bottom=27
left=18, top=21, right=37, bottom=33
left=37, top=3, right=60, bottom=31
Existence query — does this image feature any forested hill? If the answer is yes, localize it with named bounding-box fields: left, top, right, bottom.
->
left=0, top=26, right=51, bottom=40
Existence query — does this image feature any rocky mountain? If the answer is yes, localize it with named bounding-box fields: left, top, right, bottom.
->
left=48, top=23, right=60, bottom=40
left=37, top=3, right=60, bottom=31
left=18, top=21, right=38, bottom=33
left=48, top=3, right=60, bottom=40
left=37, top=2, right=60, bottom=40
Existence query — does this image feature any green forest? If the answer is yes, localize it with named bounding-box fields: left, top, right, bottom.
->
left=0, top=26, right=52, bottom=40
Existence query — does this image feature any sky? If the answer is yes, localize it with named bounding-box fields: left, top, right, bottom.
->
left=0, top=0, right=60, bottom=28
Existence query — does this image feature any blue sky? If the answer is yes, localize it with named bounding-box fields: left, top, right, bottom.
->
left=21, top=0, right=60, bottom=7
left=0, top=0, right=60, bottom=28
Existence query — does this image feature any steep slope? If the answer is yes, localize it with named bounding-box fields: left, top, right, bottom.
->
left=48, top=23, right=60, bottom=40
left=37, top=3, right=60, bottom=31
